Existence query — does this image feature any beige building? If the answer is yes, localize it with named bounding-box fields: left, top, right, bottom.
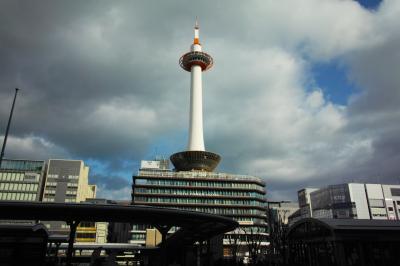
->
left=42, top=159, right=103, bottom=241
left=42, top=159, right=95, bottom=203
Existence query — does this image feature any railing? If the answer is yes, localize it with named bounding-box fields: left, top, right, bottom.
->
left=138, top=170, right=265, bottom=185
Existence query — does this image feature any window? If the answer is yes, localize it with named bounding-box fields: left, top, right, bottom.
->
left=391, top=188, right=400, bottom=197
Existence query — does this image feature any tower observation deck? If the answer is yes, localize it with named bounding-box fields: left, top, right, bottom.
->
left=170, top=21, right=221, bottom=172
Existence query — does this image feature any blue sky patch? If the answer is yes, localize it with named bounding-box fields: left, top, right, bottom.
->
left=356, top=0, right=382, bottom=10
left=311, top=60, right=358, bottom=105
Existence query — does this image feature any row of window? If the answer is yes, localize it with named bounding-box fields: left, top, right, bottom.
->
left=0, top=172, right=39, bottom=182
left=44, top=189, right=77, bottom=196
left=0, top=160, right=44, bottom=171
left=0, top=192, right=37, bottom=201
left=43, top=198, right=54, bottom=202
left=135, top=179, right=264, bottom=191
left=135, top=187, right=265, bottom=198
left=65, top=198, right=77, bottom=203
left=134, top=196, right=265, bottom=206
left=131, top=233, right=146, bottom=240
left=76, top=233, right=96, bottom=239
left=0, top=182, right=39, bottom=192
left=177, top=206, right=266, bottom=216
left=139, top=170, right=263, bottom=183
left=67, top=183, right=78, bottom=188
left=42, top=197, right=77, bottom=203
left=47, top=174, right=79, bottom=180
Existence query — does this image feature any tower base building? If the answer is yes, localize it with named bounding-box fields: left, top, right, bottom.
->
left=132, top=159, right=268, bottom=259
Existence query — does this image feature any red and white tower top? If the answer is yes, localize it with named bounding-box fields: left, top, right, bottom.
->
left=179, top=21, right=213, bottom=72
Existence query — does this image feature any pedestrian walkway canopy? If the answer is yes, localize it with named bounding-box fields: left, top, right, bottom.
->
left=0, top=201, right=238, bottom=266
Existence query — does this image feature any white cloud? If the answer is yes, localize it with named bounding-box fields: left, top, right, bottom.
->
left=96, top=185, right=131, bottom=200
left=1, top=135, right=68, bottom=160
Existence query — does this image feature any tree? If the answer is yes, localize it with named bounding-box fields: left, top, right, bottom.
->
left=226, top=229, right=243, bottom=265
left=242, top=227, right=266, bottom=265
left=267, top=207, right=290, bottom=265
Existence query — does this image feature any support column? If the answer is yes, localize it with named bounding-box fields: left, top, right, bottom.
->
left=155, top=225, right=172, bottom=266
left=66, top=220, right=79, bottom=266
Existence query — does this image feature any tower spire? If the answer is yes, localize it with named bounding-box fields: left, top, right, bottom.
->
left=194, top=18, right=200, bottom=45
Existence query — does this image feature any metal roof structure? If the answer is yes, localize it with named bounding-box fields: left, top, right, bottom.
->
left=317, top=218, right=400, bottom=231
left=287, top=217, right=400, bottom=242
left=0, top=201, right=237, bottom=236
left=0, top=201, right=238, bottom=266
left=289, top=218, right=400, bottom=232
left=287, top=218, right=400, bottom=266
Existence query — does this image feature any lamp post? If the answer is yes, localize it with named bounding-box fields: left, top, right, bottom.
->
left=0, top=88, right=19, bottom=168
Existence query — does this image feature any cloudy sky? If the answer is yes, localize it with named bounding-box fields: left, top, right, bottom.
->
left=1, top=0, right=398, bottom=200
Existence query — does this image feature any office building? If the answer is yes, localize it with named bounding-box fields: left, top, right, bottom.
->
left=267, top=201, right=299, bottom=225
left=0, top=159, right=46, bottom=202
left=76, top=199, right=109, bottom=243
left=42, top=159, right=95, bottom=204
left=42, top=159, right=97, bottom=235
left=297, top=188, right=319, bottom=218
left=293, top=183, right=400, bottom=221
left=132, top=160, right=267, bottom=255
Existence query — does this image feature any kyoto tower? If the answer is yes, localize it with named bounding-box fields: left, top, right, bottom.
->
left=170, top=21, right=221, bottom=172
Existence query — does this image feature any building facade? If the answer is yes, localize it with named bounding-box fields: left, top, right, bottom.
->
left=131, top=160, right=268, bottom=256
left=292, top=183, right=400, bottom=222
left=267, top=201, right=299, bottom=225
left=42, top=159, right=95, bottom=204
left=42, top=159, right=97, bottom=234
left=76, top=199, right=109, bottom=243
left=0, top=159, right=46, bottom=202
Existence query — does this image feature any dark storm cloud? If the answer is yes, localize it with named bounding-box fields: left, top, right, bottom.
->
left=0, top=0, right=189, bottom=160
left=1, top=0, right=400, bottom=200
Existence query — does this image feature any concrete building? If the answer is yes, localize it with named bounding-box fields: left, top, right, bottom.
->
left=42, top=159, right=97, bottom=235
left=132, top=159, right=267, bottom=256
left=42, top=159, right=95, bottom=204
left=0, top=159, right=46, bottom=202
left=267, top=201, right=299, bottom=225
left=297, top=188, right=319, bottom=219
left=293, top=183, right=400, bottom=222
left=76, top=199, right=109, bottom=244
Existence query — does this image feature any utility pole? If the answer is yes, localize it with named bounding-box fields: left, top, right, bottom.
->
left=0, top=88, right=19, bottom=168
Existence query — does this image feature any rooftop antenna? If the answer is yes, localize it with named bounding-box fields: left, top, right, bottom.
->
left=0, top=88, right=19, bottom=168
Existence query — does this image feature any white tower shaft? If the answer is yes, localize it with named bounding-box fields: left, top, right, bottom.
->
left=188, top=64, right=205, bottom=151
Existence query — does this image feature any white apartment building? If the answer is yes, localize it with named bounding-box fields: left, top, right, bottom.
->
left=293, top=183, right=400, bottom=221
